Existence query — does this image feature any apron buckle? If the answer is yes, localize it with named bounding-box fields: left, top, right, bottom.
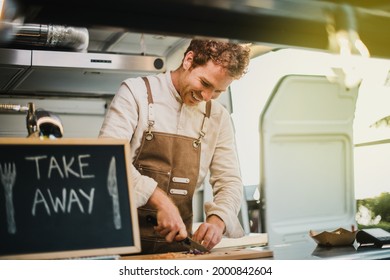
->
left=146, top=120, right=155, bottom=140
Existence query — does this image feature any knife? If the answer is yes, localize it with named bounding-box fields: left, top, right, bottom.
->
left=146, top=215, right=209, bottom=253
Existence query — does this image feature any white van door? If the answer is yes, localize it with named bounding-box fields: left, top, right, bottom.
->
left=259, top=74, right=358, bottom=246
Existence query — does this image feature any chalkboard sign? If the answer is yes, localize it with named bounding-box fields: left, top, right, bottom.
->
left=0, top=138, right=140, bottom=259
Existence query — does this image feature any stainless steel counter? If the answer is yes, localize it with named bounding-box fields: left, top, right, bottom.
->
left=260, top=239, right=390, bottom=260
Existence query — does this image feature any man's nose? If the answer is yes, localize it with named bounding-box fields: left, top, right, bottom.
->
left=201, top=90, right=213, bottom=102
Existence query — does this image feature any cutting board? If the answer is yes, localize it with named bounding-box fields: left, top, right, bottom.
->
left=121, top=247, right=273, bottom=260
left=215, top=233, right=268, bottom=249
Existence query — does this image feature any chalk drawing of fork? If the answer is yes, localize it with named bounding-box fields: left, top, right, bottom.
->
left=107, top=157, right=122, bottom=230
left=0, top=162, right=17, bottom=234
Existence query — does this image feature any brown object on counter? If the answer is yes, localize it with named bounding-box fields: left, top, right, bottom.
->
left=309, top=227, right=357, bottom=247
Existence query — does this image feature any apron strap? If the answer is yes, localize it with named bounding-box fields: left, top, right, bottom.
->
left=142, top=77, right=155, bottom=140
left=205, top=100, right=211, bottom=118
left=194, top=101, right=211, bottom=148
left=142, top=77, right=154, bottom=104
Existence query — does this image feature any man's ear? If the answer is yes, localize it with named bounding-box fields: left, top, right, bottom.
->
left=183, top=51, right=194, bottom=70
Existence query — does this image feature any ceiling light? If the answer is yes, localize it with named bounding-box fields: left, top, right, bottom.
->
left=327, top=4, right=370, bottom=89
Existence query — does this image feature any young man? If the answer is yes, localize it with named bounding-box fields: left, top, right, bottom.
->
left=99, top=39, right=250, bottom=254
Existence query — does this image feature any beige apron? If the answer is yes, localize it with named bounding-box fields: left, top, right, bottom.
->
left=134, top=77, right=211, bottom=254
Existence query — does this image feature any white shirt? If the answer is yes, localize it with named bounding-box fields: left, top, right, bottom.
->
left=99, top=71, right=244, bottom=237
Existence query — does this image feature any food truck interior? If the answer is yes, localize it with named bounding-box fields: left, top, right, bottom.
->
left=1, top=0, right=390, bottom=259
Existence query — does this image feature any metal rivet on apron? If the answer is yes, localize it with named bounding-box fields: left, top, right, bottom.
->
left=192, top=140, right=200, bottom=148
left=145, top=132, right=154, bottom=140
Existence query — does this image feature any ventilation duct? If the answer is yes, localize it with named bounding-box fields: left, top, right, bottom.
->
left=0, top=24, right=166, bottom=97
left=8, top=24, right=89, bottom=52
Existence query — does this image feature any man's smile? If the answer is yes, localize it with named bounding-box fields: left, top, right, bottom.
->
left=192, top=91, right=203, bottom=102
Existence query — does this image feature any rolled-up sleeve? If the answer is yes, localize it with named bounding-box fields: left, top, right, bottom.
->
left=205, top=110, right=244, bottom=238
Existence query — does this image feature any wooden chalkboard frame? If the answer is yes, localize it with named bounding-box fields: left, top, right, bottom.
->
left=0, top=138, right=140, bottom=259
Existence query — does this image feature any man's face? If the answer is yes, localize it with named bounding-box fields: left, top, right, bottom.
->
left=179, top=52, right=234, bottom=106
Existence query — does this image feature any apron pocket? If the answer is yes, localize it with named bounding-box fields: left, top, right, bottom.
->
left=137, top=165, right=171, bottom=193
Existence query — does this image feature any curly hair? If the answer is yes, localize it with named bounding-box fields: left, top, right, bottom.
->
left=183, top=39, right=251, bottom=79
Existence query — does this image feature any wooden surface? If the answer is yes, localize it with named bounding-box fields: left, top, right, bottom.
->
left=121, top=234, right=271, bottom=260
left=121, top=247, right=273, bottom=260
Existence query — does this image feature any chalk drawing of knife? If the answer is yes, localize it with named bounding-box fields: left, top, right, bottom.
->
left=0, top=162, right=17, bottom=234
left=107, top=157, right=122, bottom=230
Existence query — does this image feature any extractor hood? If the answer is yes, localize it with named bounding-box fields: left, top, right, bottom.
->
left=0, top=48, right=166, bottom=96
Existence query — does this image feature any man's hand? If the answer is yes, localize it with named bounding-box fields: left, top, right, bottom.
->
left=192, top=215, right=225, bottom=250
left=146, top=187, right=187, bottom=242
